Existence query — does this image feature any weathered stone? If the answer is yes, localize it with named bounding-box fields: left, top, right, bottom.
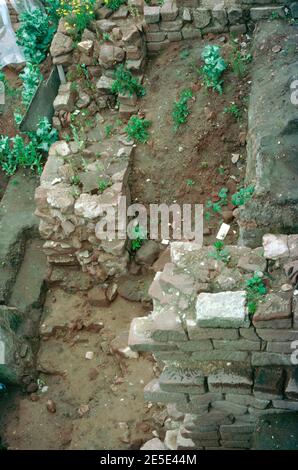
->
left=267, top=342, right=293, bottom=354
left=98, top=44, right=125, bottom=69
left=212, top=401, right=247, bottom=416
left=182, top=8, right=192, bottom=22
left=160, top=19, right=183, bottom=31
left=187, top=321, right=239, bottom=340
left=141, top=438, right=166, bottom=450
left=254, top=367, right=285, bottom=397
left=87, top=286, right=109, bottom=307
left=208, top=368, right=253, bottom=395
left=135, top=240, right=160, bottom=266
left=239, top=327, right=260, bottom=341
left=74, top=194, right=102, bottom=219
left=252, top=293, right=292, bottom=328
left=47, top=187, right=74, bottom=214
left=227, top=7, right=243, bottom=25
left=144, top=6, right=160, bottom=24
left=256, top=329, right=298, bottom=342
left=144, top=379, right=188, bottom=405
left=178, top=340, right=213, bottom=352
left=285, top=373, right=298, bottom=400
left=159, top=366, right=206, bottom=394
left=50, top=32, right=74, bottom=57
left=196, top=291, right=248, bottom=328
left=193, top=8, right=211, bottom=29
left=250, top=7, right=285, bottom=21
left=192, top=350, right=249, bottom=362
left=212, top=3, right=227, bottom=27
left=272, top=400, right=298, bottom=411
left=252, top=352, right=292, bottom=366
left=128, top=317, right=176, bottom=352
left=225, top=394, right=270, bottom=410
left=160, top=0, right=178, bottom=21
left=77, top=40, right=93, bottom=55
left=263, top=234, right=289, bottom=259
left=96, top=75, right=115, bottom=94
left=181, top=26, right=201, bottom=40
left=213, top=339, right=261, bottom=351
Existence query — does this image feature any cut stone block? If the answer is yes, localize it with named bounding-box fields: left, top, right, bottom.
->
left=191, top=350, right=249, bottom=362
left=213, top=339, right=261, bottom=351
left=251, top=352, right=292, bottom=366
left=254, top=367, right=285, bottom=397
left=252, top=293, right=292, bottom=328
left=128, top=317, right=177, bottom=352
left=159, top=366, right=206, bottom=394
left=225, top=394, right=270, bottom=410
left=212, top=401, right=247, bottom=416
left=187, top=321, right=239, bottom=340
left=263, top=234, right=289, bottom=259
left=144, top=6, right=160, bottom=23
left=144, top=379, right=188, bottom=405
left=208, top=368, right=253, bottom=395
left=196, top=291, right=248, bottom=328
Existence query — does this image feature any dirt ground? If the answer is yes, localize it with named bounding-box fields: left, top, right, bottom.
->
left=131, top=36, right=251, bottom=244
left=1, top=290, right=165, bottom=450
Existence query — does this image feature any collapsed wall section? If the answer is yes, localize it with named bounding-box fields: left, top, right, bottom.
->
left=129, top=237, right=298, bottom=449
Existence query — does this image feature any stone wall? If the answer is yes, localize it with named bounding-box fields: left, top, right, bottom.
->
left=35, top=3, right=147, bottom=279
left=143, top=0, right=297, bottom=54
left=129, top=236, right=298, bottom=449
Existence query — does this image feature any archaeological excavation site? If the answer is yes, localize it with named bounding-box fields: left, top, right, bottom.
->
left=0, top=0, right=298, bottom=454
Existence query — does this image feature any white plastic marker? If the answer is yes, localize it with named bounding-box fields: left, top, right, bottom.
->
left=216, top=223, right=230, bottom=241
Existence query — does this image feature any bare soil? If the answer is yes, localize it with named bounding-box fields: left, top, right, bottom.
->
left=2, top=291, right=163, bottom=450
left=131, top=36, right=251, bottom=244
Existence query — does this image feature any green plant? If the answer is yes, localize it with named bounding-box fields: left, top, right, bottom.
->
left=103, top=0, right=126, bottom=11
left=105, top=124, right=113, bottom=138
left=205, top=187, right=229, bottom=219
left=172, top=89, right=193, bottom=131
left=0, top=71, right=16, bottom=97
left=224, top=103, right=241, bottom=120
left=180, top=49, right=190, bottom=59
left=231, top=185, right=254, bottom=207
left=71, top=175, right=81, bottom=186
left=186, top=179, right=195, bottom=187
left=200, top=45, right=227, bottom=94
left=210, top=240, right=230, bottom=264
left=0, top=117, right=58, bottom=175
left=112, top=64, right=145, bottom=98
left=125, top=116, right=151, bottom=143
left=130, top=223, right=147, bottom=252
left=98, top=178, right=111, bottom=193
left=20, top=63, right=43, bottom=108
left=57, top=0, right=96, bottom=38
left=70, top=124, right=84, bottom=148
left=246, top=274, right=267, bottom=316
left=229, top=43, right=252, bottom=78
left=16, top=8, right=57, bottom=64
left=102, top=32, right=111, bottom=41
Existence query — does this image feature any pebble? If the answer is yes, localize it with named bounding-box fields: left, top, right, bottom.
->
left=78, top=404, right=90, bottom=417
left=85, top=351, right=94, bottom=360
left=281, top=283, right=293, bottom=292
left=46, top=400, right=56, bottom=413
left=231, top=153, right=240, bottom=164
left=272, top=45, right=282, bottom=53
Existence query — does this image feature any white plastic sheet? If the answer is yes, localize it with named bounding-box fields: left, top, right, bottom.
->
left=9, top=0, right=44, bottom=14
left=0, top=0, right=25, bottom=68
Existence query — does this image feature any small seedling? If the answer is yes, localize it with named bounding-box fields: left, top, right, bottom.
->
left=180, top=49, right=190, bottom=59
left=231, top=185, right=254, bottom=207
left=105, top=124, right=113, bottom=138
left=71, top=175, right=81, bottom=186
left=125, top=116, right=151, bottom=143
left=172, top=89, right=193, bottom=132
left=210, top=240, right=230, bottom=264
left=102, top=33, right=111, bottom=41
left=130, top=223, right=147, bottom=253
left=98, top=178, right=111, bottom=193
left=229, top=42, right=252, bottom=78
left=186, top=179, right=195, bottom=187
left=205, top=187, right=229, bottom=219
left=224, top=103, right=242, bottom=120
left=200, top=45, right=227, bottom=94
left=246, top=274, right=267, bottom=316
left=112, top=64, right=145, bottom=98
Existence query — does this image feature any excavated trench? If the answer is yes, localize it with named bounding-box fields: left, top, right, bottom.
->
left=0, top=12, right=298, bottom=450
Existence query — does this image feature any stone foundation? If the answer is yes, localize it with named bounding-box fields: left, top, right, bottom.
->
left=129, top=237, right=298, bottom=449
